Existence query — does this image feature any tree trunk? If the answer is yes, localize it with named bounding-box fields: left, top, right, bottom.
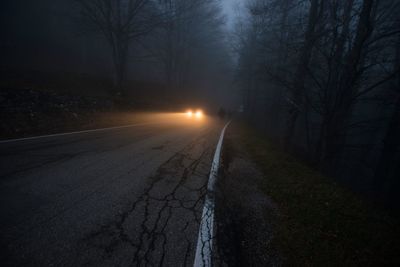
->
left=373, top=96, right=400, bottom=194
left=322, top=0, right=375, bottom=167
left=315, top=0, right=355, bottom=165
left=111, top=37, right=129, bottom=98
left=284, top=0, right=321, bottom=149
left=372, top=35, right=400, bottom=195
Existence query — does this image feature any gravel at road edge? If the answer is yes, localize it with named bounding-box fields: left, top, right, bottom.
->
left=214, top=126, right=282, bottom=266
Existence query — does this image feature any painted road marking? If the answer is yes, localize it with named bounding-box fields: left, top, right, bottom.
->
left=193, top=121, right=231, bottom=267
left=0, top=122, right=159, bottom=144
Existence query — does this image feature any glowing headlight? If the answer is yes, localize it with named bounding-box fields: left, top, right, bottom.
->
left=187, top=110, right=193, bottom=117
left=195, top=110, right=203, bottom=118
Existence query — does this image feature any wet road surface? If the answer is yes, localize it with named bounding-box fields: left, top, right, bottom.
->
left=0, top=113, right=223, bottom=266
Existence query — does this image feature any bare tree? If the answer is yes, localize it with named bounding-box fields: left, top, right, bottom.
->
left=74, top=0, right=157, bottom=96
left=234, top=0, right=400, bottom=196
left=313, top=0, right=355, bottom=164
left=149, top=0, right=226, bottom=94
left=284, top=0, right=324, bottom=149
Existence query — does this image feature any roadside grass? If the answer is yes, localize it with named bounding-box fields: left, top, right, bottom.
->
left=233, top=122, right=400, bottom=266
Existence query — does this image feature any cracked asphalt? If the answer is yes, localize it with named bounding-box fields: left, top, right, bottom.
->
left=0, top=114, right=223, bottom=266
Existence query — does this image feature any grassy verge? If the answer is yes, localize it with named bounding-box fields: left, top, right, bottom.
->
left=232, top=122, right=400, bottom=266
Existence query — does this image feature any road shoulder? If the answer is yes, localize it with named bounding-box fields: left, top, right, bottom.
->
left=216, top=122, right=400, bottom=266
left=214, top=123, right=282, bottom=266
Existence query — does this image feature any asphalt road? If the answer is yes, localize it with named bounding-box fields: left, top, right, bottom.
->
left=0, top=113, right=223, bottom=266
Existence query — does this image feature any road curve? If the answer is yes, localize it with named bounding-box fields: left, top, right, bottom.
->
left=0, top=113, right=223, bottom=266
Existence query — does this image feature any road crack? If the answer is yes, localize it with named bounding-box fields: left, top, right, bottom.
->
left=80, top=131, right=215, bottom=266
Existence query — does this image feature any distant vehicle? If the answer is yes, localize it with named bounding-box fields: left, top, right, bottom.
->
left=186, top=109, right=203, bottom=118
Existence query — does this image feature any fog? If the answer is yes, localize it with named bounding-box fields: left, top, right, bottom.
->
left=1, top=0, right=237, bottom=110
left=234, top=0, right=400, bottom=210
left=1, top=0, right=399, bottom=209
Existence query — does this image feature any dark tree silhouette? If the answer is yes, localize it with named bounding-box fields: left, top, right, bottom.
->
left=234, top=0, right=400, bottom=202
left=74, top=0, right=157, bottom=96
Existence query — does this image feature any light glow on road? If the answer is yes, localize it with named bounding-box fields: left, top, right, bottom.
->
left=0, top=111, right=210, bottom=143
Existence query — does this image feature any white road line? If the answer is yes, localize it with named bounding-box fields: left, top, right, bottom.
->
left=193, top=120, right=231, bottom=267
left=0, top=122, right=159, bottom=144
